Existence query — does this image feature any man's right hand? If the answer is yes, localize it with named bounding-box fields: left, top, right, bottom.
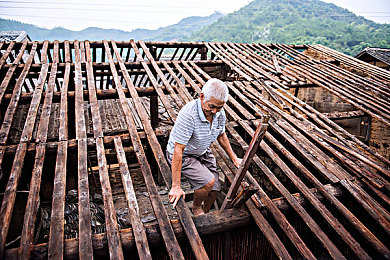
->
left=168, top=185, right=185, bottom=208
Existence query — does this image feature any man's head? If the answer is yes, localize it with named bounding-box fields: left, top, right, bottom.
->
left=200, top=78, right=229, bottom=118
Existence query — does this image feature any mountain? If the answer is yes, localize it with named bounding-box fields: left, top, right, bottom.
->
left=0, top=12, right=224, bottom=42
left=188, top=0, right=390, bottom=55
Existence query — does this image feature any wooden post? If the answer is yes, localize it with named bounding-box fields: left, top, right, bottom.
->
left=200, top=46, right=208, bottom=60
left=221, top=116, right=269, bottom=210
left=149, top=46, right=159, bottom=129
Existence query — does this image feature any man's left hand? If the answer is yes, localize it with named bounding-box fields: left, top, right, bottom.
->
left=233, top=158, right=242, bottom=168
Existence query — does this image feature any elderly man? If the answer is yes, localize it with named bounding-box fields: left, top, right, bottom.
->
left=166, top=78, right=242, bottom=216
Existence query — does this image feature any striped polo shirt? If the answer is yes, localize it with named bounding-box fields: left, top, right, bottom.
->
left=167, top=99, right=226, bottom=156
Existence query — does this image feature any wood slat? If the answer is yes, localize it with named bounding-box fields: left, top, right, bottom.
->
left=114, top=136, right=152, bottom=260
left=130, top=40, right=177, bottom=122
left=0, top=42, right=39, bottom=144
left=48, top=140, right=68, bottom=259
left=105, top=40, right=185, bottom=260
left=0, top=41, right=15, bottom=69
left=86, top=40, right=124, bottom=259
left=0, top=142, right=28, bottom=258
left=74, top=40, right=93, bottom=259
left=18, top=143, right=46, bottom=258
left=18, top=62, right=58, bottom=259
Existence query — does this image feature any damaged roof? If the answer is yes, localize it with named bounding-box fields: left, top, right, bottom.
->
left=0, top=40, right=389, bottom=259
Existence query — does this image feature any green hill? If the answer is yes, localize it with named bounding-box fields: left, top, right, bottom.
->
left=189, top=0, right=390, bottom=55
left=0, top=12, right=223, bottom=42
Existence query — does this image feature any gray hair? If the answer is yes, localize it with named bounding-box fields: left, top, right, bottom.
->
left=201, top=78, right=229, bottom=102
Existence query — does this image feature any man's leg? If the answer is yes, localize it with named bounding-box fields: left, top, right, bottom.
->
left=203, top=190, right=218, bottom=213
left=192, top=178, right=215, bottom=216
left=200, top=149, right=220, bottom=213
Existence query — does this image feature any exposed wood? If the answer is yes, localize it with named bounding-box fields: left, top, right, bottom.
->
left=5, top=208, right=251, bottom=259
left=74, top=41, right=93, bottom=259
left=114, top=136, right=152, bottom=260
left=221, top=116, right=269, bottom=210
left=48, top=141, right=68, bottom=260
left=323, top=110, right=366, bottom=119
left=0, top=41, right=38, bottom=144
left=0, top=142, right=27, bottom=258
left=105, top=40, right=185, bottom=260
left=111, top=40, right=210, bottom=260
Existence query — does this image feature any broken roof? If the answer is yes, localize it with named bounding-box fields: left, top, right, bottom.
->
left=0, top=40, right=389, bottom=259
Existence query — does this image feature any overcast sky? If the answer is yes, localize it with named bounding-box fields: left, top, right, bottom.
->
left=0, top=0, right=389, bottom=31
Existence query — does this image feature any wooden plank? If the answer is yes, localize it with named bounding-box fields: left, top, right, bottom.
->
left=211, top=139, right=296, bottom=260
left=246, top=200, right=293, bottom=260
left=139, top=41, right=184, bottom=109
left=221, top=117, right=269, bottom=210
left=111, top=41, right=210, bottom=260
left=0, top=42, right=29, bottom=104
left=161, top=61, right=191, bottom=103
left=77, top=138, right=93, bottom=259
left=48, top=141, right=68, bottom=260
left=341, top=179, right=390, bottom=234
left=19, top=63, right=49, bottom=142
left=0, top=41, right=15, bottom=69
left=85, top=42, right=125, bottom=257
left=105, top=40, right=185, bottom=260
left=74, top=40, right=93, bottom=259
left=129, top=40, right=177, bottom=122
left=323, top=110, right=366, bottom=119
left=18, top=143, right=46, bottom=258
left=0, top=142, right=27, bottom=258
left=212, top=140, right=317, bottom=260
left=59, top=63, right=70, bottom=141
left=314, top=130, right=390, bottom=178
left=114, top=136, right=152, bottom=260
left=5, top=208, right=251, bottom=259
left=18, top=60, right=58, bottom=259
left=272, top=55, right=283, bottom=75
left=96, top=137, right=124, bottom=259
left=0, top=42, right=39, bottom=144
left=262, top=130, right=374, bottom=259
left=74, top=41, right=87, bottom=140
left=85, top=41, right=104, bottom=138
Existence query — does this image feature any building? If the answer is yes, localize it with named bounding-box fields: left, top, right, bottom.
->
left=0, top=40, right=389, bottom=259
left=355, top=47, right=390, bottom=71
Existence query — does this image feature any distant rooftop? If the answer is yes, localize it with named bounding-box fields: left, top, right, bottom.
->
left=0, top=31, right=31, bottom=42
left=355, top=47, right=390, bottom=66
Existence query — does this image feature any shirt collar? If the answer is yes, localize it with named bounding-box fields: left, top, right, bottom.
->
left=196, top=98, right=221, bottom=122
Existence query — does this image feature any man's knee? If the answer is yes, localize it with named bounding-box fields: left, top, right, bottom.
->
left=204, top=178, right=215, bottom=190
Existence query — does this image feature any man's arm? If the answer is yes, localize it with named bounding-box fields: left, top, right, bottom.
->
left=217, top=132, right=242, bottom=168
left=168, top=142, right=186, bottom=208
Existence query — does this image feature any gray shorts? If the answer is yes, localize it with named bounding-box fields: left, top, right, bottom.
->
left=166, top=149, right=221, bottom=191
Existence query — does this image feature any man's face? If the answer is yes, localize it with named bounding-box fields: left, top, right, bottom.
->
left=200, top=93, right=225, bottom=118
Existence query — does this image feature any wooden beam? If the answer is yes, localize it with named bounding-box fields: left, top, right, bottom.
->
left=221, top=116, right=269, bottom=210
left=105, top=40, right=185, bottom=260
left=114, top=137, right=152, bottom=260
left=4, top=208, right=251, bottom=259
left=323, top=110, right=366, bottom=119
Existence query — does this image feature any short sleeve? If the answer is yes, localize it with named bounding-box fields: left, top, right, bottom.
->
left=218, top=109, right=226, bottom=136
left=171, top=112, right=194, bottom=146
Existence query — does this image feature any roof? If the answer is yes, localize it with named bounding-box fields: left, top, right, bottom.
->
left=0, top=40, right=389, bottom=259
left=0, top=31, right=31, bottom=42
left=355, top=47, right=390, bottom=65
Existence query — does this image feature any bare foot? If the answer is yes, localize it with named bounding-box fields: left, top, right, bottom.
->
left=192, top=206, right=205, bottom=216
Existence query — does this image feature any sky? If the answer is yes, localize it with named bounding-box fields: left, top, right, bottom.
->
left=0, top=0, right=389, bottom=32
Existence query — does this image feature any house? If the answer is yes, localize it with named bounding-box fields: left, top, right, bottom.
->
left=0, top=40, right=389, bottom=259
left=355, top=47, right=390, bottom=70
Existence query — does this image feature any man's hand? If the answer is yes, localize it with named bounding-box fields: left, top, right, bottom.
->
left=233, top=158, right=242, bottom=168
left=169, top=185, right=185, bottom=208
